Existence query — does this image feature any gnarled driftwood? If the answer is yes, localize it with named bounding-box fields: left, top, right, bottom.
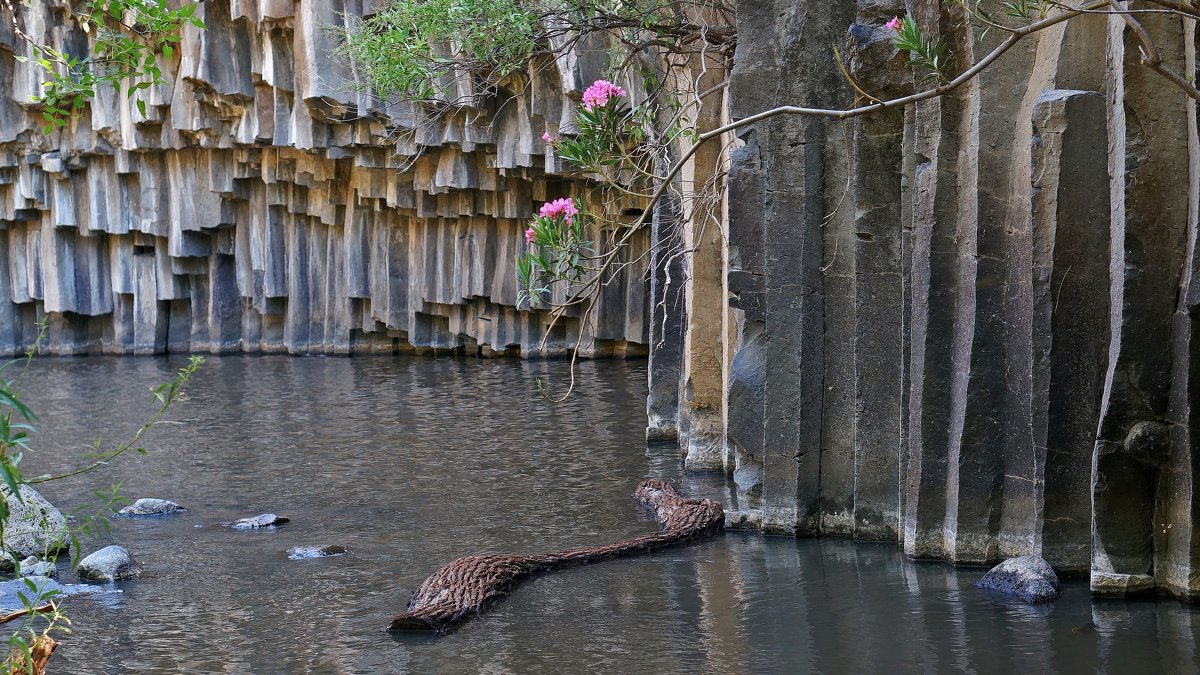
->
left=388, top=479, right=723, bottom=632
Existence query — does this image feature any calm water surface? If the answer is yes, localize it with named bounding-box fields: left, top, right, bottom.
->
left=9, top=356, right=1200, bottom=673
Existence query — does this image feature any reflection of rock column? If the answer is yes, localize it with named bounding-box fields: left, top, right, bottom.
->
left=1091, top=8, right=1192, bottom=597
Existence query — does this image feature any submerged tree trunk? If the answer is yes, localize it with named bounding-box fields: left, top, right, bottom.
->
left=388, top=479, right=724, bottom=633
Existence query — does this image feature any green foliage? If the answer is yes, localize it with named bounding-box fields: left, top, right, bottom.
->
left=0, top=323, right=202, bottom=671
left=518, top=203, right=593, bottom=307
left=10, top=1, right=205, bottom=133
left=891, top=15, right=949, bottom=82
left=334, top=0, right=540, bottom=100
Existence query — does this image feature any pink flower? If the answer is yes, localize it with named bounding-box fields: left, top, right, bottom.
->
left=582, top=79, right=627, bottom=111
left=886, top=16, right=903, bottom=32
left=524, top=227, right=536, bottom=243
left=541, top=131, right=554, bottom=143
left=538, top=197, right=579, bottom=222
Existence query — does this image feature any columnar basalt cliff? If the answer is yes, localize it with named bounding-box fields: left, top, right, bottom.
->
left=0, top=1, right=649, bottom=357
left=704, top=0, right=1200, bottom=600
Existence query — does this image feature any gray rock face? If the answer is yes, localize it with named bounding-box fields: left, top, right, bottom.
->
left=0, top=2, right=649, bottom=359
left=0, top=485, right=69, bottom=563
left=977, top=556, right=1062, bottom=604
left=287, top=545, right=348, bottom=560
left=709, top=0, right=1200, bottom=602
left=18, top=557, right=56, bottom=579
left=78, top=546, right=143, bottom=582
left=118, top=498, right=186, bottom=516
left=228, top=514, right=289, bottom=530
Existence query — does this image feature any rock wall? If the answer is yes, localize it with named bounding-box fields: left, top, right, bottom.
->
left=0, top=1, right=650, bottom=357
left=720, top=0, right=1200, bottom=600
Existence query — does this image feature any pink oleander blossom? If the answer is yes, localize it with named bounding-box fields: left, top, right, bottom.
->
left=582, top=79, right=627, bottom=111
left=541, top=131, right=554, bottom=143
left=525, top=227, right=536, bottom=243
left=885, top=16, right=903, bottom=32
left=538, top=197, right=579, bottom=222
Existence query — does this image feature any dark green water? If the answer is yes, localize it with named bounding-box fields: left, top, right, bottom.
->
left=8, top=356, right=1200, bottom=673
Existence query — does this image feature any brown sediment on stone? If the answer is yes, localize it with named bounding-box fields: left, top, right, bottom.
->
left=387, top=479, right=724, bottom=633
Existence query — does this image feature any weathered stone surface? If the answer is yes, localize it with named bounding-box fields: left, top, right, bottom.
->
left=711, top=0, right=1200, bottom=601
left=0, top=485, right=68, bottom=563
left=287, top=545, right=348, bottom=560
left=0, top=2, right=649, bottom=359
left=18, top=557, right=57, bottom=579
left=117, top=498, right=186, bottom=517
left=976, top=556, right=1061, bottom=604
left=227, top=513, right=289, bottom=530
left=77, top=545, right=143, bottom=582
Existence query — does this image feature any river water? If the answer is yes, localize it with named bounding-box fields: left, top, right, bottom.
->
left=8, top=356, right=1200, bottom=673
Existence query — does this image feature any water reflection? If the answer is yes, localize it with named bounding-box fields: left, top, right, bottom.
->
left=7, top=356, right=1199, bottom=673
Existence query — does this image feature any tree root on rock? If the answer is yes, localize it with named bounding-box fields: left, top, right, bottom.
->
left=388, top=478, right=724, bottom=633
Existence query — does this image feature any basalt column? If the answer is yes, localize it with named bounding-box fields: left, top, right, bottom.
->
left=0, top=1, right=651, bottom=357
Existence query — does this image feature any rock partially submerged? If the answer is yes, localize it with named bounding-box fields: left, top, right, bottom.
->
left=118, top=499, right=185, bottom=517
left=18, top=557, right=56, bottom=579
left=0, top=485, right=69, bottom=564
left=78, top=546, right=143, bottom=582
left=227, top=514, right=289, bottom=530
left=287, top=545, right=348, bottom=560
left=0, top=576, right=119, bottom=611
left=977, top=555, right=1061, bottom=604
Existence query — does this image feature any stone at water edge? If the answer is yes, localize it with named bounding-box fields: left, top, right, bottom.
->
left=976, top=555, right=1061, bottom=604
left=228, top=514, right=289, bottom=530
left=118, top=498, right=186, bottom=516
left=18, top=557, right=57, bottom=579
left=0, top=485, right=69, bottom=565
left=78, top=546, right=143, bottom=582
left=287, top=545, right=348, bottom=560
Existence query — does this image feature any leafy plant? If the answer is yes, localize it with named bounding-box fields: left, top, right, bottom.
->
left=6, top=0, right=205, bottom=133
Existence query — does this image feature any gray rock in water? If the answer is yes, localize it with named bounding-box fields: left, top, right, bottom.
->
left=228, top=514, right=289, bottom=530
left=977, top=555, right=1061, bottom=604
left=287, top=545, right=348, bottom=560
left=78, top=546, right=143, bottom=582
left=118, top=498, right=185, bottom=516
left=0, top=485, right=69, bottom=565
left=0, top=576, right=119, bottom=611
left=724, top=509, right=763, bottom=530
left=18, top=557, right=56, bottom=579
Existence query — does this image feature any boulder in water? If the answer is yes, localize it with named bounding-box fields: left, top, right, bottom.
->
left=0, top=485, right=69, bottom=565
left=18, top=557, right=57, bottom=579
left=118, top=498, right=185, bottom=516
left=227, top=514, right=289, bottom=530
left=287, top=545, right=348, bottom=560
left=78, top=546, right=143, bottom=582
left=976, top=555, right=1061, bottom=604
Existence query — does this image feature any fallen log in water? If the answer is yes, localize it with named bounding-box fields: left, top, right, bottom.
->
left=388, top=478, right=724, bottom=633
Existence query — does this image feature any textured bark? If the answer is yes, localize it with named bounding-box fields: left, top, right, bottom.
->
left=388, top=479, right=724, bottom=633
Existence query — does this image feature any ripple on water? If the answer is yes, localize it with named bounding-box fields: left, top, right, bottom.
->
left=7, top=356, right=1200, bottom=673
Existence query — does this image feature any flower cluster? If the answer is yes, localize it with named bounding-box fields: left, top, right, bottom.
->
left=582, top=79, right=627, bottom=111
left=885, top=16, right=902, bottom=32
left=541, top=131, right=554, bottom=143
left=525, top=226, right=536, bottom=243
left=538, top=197, right=579, bottom=222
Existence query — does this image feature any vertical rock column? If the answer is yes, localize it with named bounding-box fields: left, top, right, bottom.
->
left=1092, top=7, right=1193, bottom=596
left=727, top=0, right=854, bottom=533
left=679, top=45, right=732, bottom=471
